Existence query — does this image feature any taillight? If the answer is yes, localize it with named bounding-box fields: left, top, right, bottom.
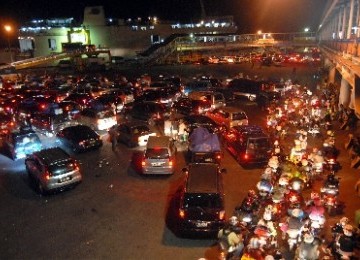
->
left=219, top=210, right=225, bottom=220
left=43, top=170, right=51, bottom=180
left=169, top=160, right=173, bottom=167
left=141, top=160, right=145, bottom=167
left=40, top=104, right=46, bottom=110
left=216, top=154, right=221, bottom=160
left=243, top=153, right=249, bottom=160
left=179, top=209, right=185, bottom=219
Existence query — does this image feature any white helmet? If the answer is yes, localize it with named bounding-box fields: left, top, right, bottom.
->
left=229, top=216, right=239, bottom=226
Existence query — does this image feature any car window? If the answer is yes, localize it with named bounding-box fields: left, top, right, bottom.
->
left=184, top=193, right=222, bottom=208
left=49, top=160, right=76, bottom=176
left=232, top=112, right=247, bottom=120
left=145, top=148, right=169, bottom=159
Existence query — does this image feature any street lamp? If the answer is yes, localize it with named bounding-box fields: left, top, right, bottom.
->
left=4, top=25, right=13, bottom=62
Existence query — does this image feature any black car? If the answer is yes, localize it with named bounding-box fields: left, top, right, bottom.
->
left=56, top=124, right=103, bottom=153
left=112, top=121, right=156, bottom=147
left=183, top=115, right=223, bottom=135
left=223, top=125, right=272, bottom=166
left=171, top=97, right=211, bottom=115
left=177, top=163, right=226, bottom=237
left=256, top=90, right=281, bottom=109
left=124, top=101, right=169, bottom=126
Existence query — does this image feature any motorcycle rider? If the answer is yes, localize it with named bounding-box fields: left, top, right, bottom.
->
left=295, top=233, right=320, bottom=260
left=323, top=217, right=349, bottom=255
left=257, top=205, right=278, bottom=247
left=336, top=224, right=357, bottom=259
left=218, top=216, right=244, bottom=259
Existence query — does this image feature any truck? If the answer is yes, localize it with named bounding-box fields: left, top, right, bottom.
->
left=187, top=127, right=222, bottom=164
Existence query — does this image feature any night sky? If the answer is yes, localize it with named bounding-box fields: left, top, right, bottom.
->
left=0, top=0, right=327, bottom=42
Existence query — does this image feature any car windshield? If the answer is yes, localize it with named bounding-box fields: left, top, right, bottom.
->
left=49, top=160, right=76, bottom=176
left=232, top=112, right=247, bottom=120
left=184, top=193, right=222, bottom=208
left=145, top=148, right=169, bottom=159
left=248, top=137, right=270, bottom=149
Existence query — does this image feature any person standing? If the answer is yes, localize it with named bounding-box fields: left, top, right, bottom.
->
left=108, top=125, right=118, bottom=151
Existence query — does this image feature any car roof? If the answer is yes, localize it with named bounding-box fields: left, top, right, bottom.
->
left=33, top=147, right=71, bottom=165
left=186, top=163, right=220, bottom=193
left=232, top=125, right=267, bottom=137
left=146, top=136, right=171, bottom=148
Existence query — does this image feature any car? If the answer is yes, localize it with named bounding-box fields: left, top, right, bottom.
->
left=0, top=112, right=16, bottom=136
left=141, top=136, right=177, bottom=175
left=56, top=124, right=103, bottom=153
left=256, top=90, right=282, bottom=109
left=62, top=92, right=93, bottom=108
left=2, top=126, right=42, bottom=160
left=223, top=125, right=272, bottom=166
left=124, top=101, right=169, bottom=126
left=177, top=163, right=226, bottom=237
left=182, top=115, right=223, bottom=135
left=113, top=121, right=156, bottom=147
left=171, top=97, right=211, bottom=115
left=205, top=106, right=248, bottom=129
left=78, top=108, right=117, bottom=131
left=25, top=147, right=82, bottom=194
left=226, top=78, right=263, bottom=101
left=188, top=91, right=226, bottom=110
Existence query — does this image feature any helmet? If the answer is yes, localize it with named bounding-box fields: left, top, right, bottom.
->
left=248, top=189, right=256, bottom=198
left=340, top=217, right=349, bottom=226
left=304, top=233, right=314, bottom=243
left=301, top=159, right=308, bottom=166
left=264, top=167, right=272, bottom=175
left=274, top=140, right=279, bottom=146
left=344, top=224, right=353, bottom=235
left=229, top=216, right=239, bottom=226
left=327, top=130, right=335, bottom=137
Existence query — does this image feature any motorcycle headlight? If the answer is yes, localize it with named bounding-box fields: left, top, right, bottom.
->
left=242, top=216, right=252, bottom=223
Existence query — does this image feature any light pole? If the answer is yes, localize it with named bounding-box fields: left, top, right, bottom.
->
left=4, top=25, right=13, bottom=62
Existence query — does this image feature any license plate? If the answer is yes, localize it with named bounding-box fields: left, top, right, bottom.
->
left=195, top=221, right=208, bottom=228
left=152, top=162, right=163, bottom=167
left=60, top=176, right=71, bottom=183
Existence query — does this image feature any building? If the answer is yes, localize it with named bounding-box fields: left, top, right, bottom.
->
left=17, top=6, right=238, bottom=59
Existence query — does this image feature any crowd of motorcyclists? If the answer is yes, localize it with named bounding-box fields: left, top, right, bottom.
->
left=217, top=83, right=360, bottom=259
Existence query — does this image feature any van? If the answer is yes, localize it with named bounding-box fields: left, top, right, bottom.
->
left=177, top=163, right=226, bottom=237
left=141, top=136, right=177, bottom=175
left=206, top=106, right=248, bottom=129
left=224, top=125, right=272, bottom=166
left=188, top=91, right=226, bottom=110
left=227, top=78, right=263, bottom=101
left=78, top=108, right=117, bottom=131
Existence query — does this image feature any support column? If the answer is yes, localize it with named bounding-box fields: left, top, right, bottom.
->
left=348, top=0, right=355, bottom=39
left=354, top=75, right=360, bottom=113
left=342, top=5, right=347, bottom=39
left=339, top=77, right=351, bottom=107
left=338, top=7, right=343, bottom=39
left=329, top=66, right=336, bottom=84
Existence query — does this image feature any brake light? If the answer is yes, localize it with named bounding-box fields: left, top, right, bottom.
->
left=219, top=210, right=225, bottom=220
left=141, top=160, right=145, bottom=167
left=43, top=170, right=50, bottom=180
left=179, top=209, right=185, bottom=218
left=169, top=160, right=173, bottom=167
left=243, top=153, right=249, bottom=160
left=40, top=104, right=46, bottom=110
left=216, top=154, right=221, bottom=160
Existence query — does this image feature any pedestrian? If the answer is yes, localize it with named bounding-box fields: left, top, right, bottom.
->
left=108, top=125, right=118, bottom=151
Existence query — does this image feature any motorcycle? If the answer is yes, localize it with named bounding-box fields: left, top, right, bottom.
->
left=320, top=173, right=340, bottom=215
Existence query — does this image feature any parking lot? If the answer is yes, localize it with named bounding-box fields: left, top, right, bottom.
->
left=1, top=62, right=359, bottom=259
